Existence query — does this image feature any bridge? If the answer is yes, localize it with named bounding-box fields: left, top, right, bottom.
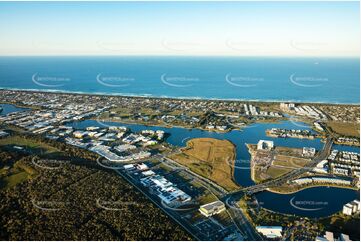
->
left=228, top=136, right=333, bottom=196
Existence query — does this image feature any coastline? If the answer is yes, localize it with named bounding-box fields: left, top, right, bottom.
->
left=1, top=87, right=360, bottom=106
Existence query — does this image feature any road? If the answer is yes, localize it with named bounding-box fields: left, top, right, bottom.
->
left=111, top=136, right=333, bottom=241
left=111, top=149, right=234, bottom=241
left=219, top=136, right=333, bottom=240
left=224, top=194, right=263, bottom=241
left=162, top=154, right=228, bottom=197
left=229, top=136, right=333, bottom=196
left=160, top=137, right=333, bottom=240
left=114, top=168, right=203, bottom=241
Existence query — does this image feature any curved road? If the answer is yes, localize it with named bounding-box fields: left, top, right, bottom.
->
left=228, top=136, right=333, bottom=196
left=220, top=137, right=333, bottom=240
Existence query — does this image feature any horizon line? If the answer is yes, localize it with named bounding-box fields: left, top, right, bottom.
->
left=0, top=54, right=359, bottom=58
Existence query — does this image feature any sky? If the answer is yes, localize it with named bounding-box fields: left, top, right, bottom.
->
left=0, top=1, right=359, bottom=56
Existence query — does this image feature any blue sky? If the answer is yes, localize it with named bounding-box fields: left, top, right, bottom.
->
left=0, top=1, right=359, bottom=56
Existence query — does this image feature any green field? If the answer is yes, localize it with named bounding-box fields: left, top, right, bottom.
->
left=0, top=135, right=62, bottom=189
left=0, top=171, right=29, bottom=188
left=0, top=135, right=61, bottom=154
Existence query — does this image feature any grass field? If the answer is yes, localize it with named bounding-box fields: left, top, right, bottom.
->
left=0, top=171, right=29, bottom=188
left=265, top=166, right=293, bottom=178
left=169, top=138, right=240, bottom=191
left=197, top=192, right=218, bottom=204
left=0, top=135, right=60, bottom=154
left=272, top=155, right=310, bottom=168
left=0, top=135, right=61, bottom=189
left=327, top=121, right=360, bottom=137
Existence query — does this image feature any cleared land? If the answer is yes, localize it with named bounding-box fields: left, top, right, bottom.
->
left=0, top=135, right=62, bottom=189
left=248, top=144, right=311, bottom=184
left=326, top=121, right=360, bottom=137
left=169, top=138, right=240, bottom=191
left=0, top=135, right=60, bottom=154
left=272, top=155, right=310, bottom=168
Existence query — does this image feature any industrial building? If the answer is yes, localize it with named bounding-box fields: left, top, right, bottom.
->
left=199, top=201, right=226, bottom=217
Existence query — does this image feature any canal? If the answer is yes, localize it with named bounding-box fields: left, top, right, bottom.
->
left=69, top=118, right=359, bottom=218
left=2, top=102, right=358, bottom=217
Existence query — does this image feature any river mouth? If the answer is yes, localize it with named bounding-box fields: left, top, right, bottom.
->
left=68, top=118, right=359, bottom=218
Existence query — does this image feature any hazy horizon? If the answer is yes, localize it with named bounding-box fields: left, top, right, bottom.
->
left=0, top=1, right=359, bottom=57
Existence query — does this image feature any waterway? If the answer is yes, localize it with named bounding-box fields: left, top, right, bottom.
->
left=68, top=118, right=360, bottom=218
left=0, top=103, right=29, bottom=115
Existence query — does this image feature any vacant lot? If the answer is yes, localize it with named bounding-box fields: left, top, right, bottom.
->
left=169, top=138, right=240, bottom=191
left=272, top=155, right=310, bottom=168
left=327, top=121, right=360, bottom=137
left=250, top=146, right=310, bottom=183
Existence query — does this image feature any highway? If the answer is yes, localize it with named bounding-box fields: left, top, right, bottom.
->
left=112, top=150, right=233, bottom=241
left=156, top=137, right=333, bottom=240
left=224, top=194, right=263, bottom=241
left=112, top=136, right=333, bottom=241
left=114, top=168, right=203, bottom=241
left=162, top=155, right=228, bottom=197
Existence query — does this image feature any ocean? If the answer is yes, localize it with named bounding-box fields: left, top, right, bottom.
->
left=0, top=56, right=359, bottom=104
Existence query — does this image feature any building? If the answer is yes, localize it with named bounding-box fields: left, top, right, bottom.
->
left=199, top=201, right=226, bottom=217
left=343, top=200, right=360, bottom=216
left=316, top=231, right=351, bottom=241
left=114, top=144, right=137, bottom=153
left=313, top=160, right=329, bottom=174
left=314, top=122, right=325, bottom=132
left=293, top=177, right=351, bottom=186
left=351, top=200, right=360, bottom=213
left=140, top=174, right=191, bottom=207
left=73, top=130, right=88, bottom=138
left=343, top=204, right=354, bottom=216
left=136, top=163, right=149, bottom=171
left=303, top=147, right=316, bottom=157
left=86, top=126, right=100, bottom=131
left=316, top=231, right=334, bottom=241
left=257, top=140, right=274, bottom=150
left=280, top=102, right=295, bottom=111
left=142, top=170, right=155, bottom=176
left=123, top=164, right=135, bottom=170
left=339, top=234, right=350, bottom=241
left=157, top=186, right=191, bottom=206
left=256, top=226, right=283, bottom=239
